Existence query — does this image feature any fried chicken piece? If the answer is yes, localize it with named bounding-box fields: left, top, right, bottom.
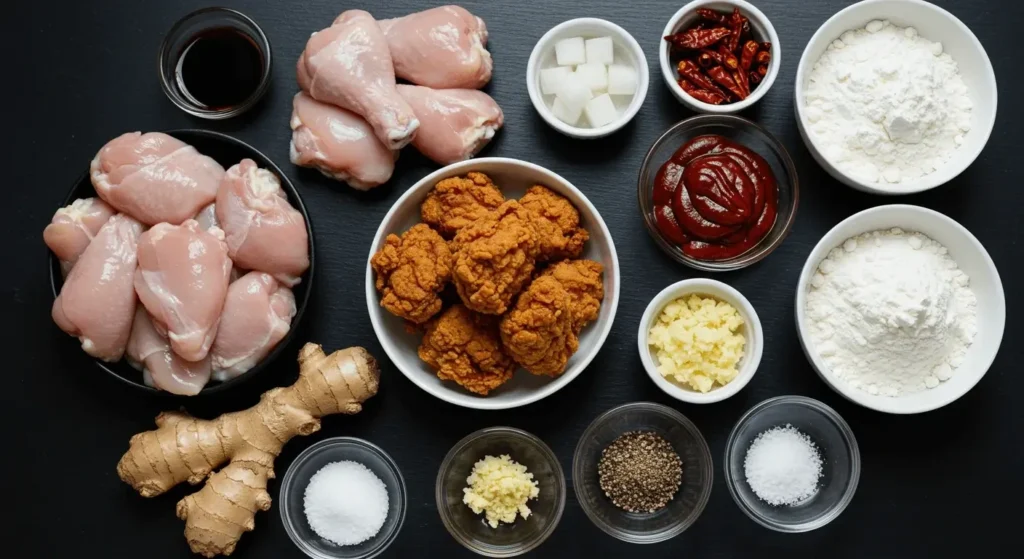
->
left=421, top=172, right=505, bottom=238
left=519, top=185, right=589, bottom=261
left=451, top=200, right=539, bottom=315
left=419, top=304, right=516, bottom=395
left=500, top=275, right=578, bottom=376
left=371, top=223, right=451, bottom=323
left=540, top=259, right=605, bottom=332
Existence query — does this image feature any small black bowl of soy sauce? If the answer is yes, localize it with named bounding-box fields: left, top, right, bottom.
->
left=159, top=7, right=271, bottom=119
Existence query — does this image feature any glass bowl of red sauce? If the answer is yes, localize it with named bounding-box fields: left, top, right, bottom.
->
left=638, top=114, right=798, bottom=271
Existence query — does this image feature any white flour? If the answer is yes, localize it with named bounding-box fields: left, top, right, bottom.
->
left=805, top=229, right=978, bottom=397
left=804, top=20, right=973, bottom=185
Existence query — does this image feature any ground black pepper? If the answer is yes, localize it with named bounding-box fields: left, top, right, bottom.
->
left=597, top=431, right=683, bottom=513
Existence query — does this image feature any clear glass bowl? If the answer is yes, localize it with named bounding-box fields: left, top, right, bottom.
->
left=279, top=437, right=407, bottom=559
left=637, top=114, right=799, bottom=271
left=158, top=7, right=272, bottom=119
left=572, top=402, right=713, bottom=543
left=436, top=427, right=566, bottom=557
left=724, top=396, right=860, bottom=532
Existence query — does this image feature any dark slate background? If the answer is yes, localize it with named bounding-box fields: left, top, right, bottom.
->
left=5, top=0, right=1020, bottom=557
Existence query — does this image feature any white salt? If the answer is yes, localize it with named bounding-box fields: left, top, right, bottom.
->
left=304, top=460, right=389, bottom=546
left=743, top=425, right=823, bottom=506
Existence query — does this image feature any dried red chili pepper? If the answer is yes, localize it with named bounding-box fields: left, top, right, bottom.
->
left=740, top=40, right=759, bottom=71
left=725, top=7, right=745, bottom=52
left=697, top=50, right=722, bottom=68
left=734, top=69, right=750, bottom=98
left=678, top=60, right=726, bottom=96
left=749, top=70, right=763, bottom=85
left=717, top=45, right=740, bottom=70
left=761, top=41, right=772, bottom=53
left=756, top=50, right=772, bottom=65
left=756, top=64, right=768, bottom=77
left=707, top=66, right=747, bottom=100
left=679, top=79, right=726, bottom=105
left=696, top=7, right=728, bottom=24
left=665, top=27, right=731, bottom=50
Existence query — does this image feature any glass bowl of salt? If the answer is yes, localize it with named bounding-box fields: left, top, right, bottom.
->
left=279, top=437, right=407, bottom=559
left=724, top=395, right=860, bottom=532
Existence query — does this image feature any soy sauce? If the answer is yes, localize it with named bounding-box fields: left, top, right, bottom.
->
left=175, top=28, right=265, bottom=110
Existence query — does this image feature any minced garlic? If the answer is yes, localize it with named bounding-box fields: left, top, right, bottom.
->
left=462, top=454, right=539, bottom=528
left=648, top=294, right=745, bottom=393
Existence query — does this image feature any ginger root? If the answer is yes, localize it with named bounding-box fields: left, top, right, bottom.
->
left=116, top=343, right=380, bottom=557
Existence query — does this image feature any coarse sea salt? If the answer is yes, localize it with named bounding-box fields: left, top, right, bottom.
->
left=743, top=425, right=822, bottom=506
left=304, top=460, right=389, bottom=546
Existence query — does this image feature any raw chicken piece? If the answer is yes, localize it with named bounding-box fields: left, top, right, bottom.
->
left=398, top=85, right=504, bottom=165
left=135, top=220, right=232, bottom=362
left=43, top=197, right=115, bottom=275
left=211, top=272, right=297, bottom=381
left=297, top=10, right=419, bottom=149
left=126, top=307, right=211, bottom=396
left=52, top=214, right=143, bottom=361
left=216, top=159, right=310, bottom=286
left=379, top=6, right=492, bottom=89
left=289, top=92, right=396, bottom=190
left=90, top=132, right=225, bottom=226
left=194, top=203, right=219, bottom=231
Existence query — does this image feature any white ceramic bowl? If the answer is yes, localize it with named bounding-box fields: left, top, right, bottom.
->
left=795, top=0, right=997, bottom=195
left=366, top=158, right=620, bottom=410
left=526, top=18, right=649, bottom=139
left=638, top=279, right=763, bottom=404
left=660, top=0, right=781, bottom=113
left=795, top=205, right=1005, bottom=414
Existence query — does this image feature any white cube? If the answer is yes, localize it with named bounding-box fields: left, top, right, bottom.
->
left=573, top=63, right=608, bottom=92
left=585, top=37, right=614, bottom=65
left=551, top=96, right=582, bottom=125
left=554, top=36, right=586, bottom=66
left=556, top=73, right=593, bottom=114
left=540, top=66, right=572, bottom=96
left=584, top=94, right=618, bottom=127
left=607, top=64, right=638, bottom=96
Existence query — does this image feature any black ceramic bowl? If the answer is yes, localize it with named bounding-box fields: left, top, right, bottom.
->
left=48, top=129, right=315, bottom=396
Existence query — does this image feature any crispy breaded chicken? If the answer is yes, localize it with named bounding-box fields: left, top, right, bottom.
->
left=540, top=259, right=604, bottom=332
left=499, top=275, right=578, bottom=376
left=419, top=304, right=516, bottom=395
left=421, top=171, right=504, bottom=238
left=519, top=185, right=589, bottom=261
left=451, top=200, right=539, bottom=315
left=370, top=223, right=451, bottom=323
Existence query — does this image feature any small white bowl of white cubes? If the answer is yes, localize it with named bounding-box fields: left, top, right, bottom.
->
left=527, top=18, right=649, bottom=139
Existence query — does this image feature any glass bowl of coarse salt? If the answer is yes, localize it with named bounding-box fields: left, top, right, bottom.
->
left=279, top=437, right=407, bottom=559
left=724, top=396, right=860, bottom=532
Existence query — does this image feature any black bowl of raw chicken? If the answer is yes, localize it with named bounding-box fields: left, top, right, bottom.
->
left=47, top=129, right=314, bottom=396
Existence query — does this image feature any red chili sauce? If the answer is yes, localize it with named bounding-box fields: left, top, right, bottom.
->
left=652, top=134, right=778, bottom=260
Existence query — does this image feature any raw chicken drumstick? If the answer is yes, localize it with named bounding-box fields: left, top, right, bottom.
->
left=211, top=272, right=296, bottom=381
left=126, top=307, right=212, bottom=396
left=216, top=159, right=310, bottom=286
left=135, top=220, right=232, bottom=362
left=378, top=5, right=492, bottom=89
left=52, top=214, right=143, bottom=361
left=398, top=85, right=504, bottom=165
left=297, top=9, right=419, bottom=149
left=90, top=132, right=224, bottom=226
left=43, top=197, right=115, bottom=275
left=289, top=92, right=396, bottom=190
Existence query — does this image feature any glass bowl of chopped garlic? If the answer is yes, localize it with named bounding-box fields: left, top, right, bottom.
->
left=436, top=427, right=566, bottom=557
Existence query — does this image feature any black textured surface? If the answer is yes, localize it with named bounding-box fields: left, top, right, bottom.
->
left=6, top=1, right=1020, bottom=557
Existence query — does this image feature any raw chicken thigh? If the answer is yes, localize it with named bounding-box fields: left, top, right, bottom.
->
left=43, top=197, right=115, bottom=274
left=289, top=92, right=396, bottom=190
left=52, top=214, right=143, bottom=361
left=297, top=10, right=419, bottom=149
left=216, top=159, right=310, bottom=286
left=126, top=307, right=211, bottom=396
left=379, top=5, right=492, bottom=89
left=194, top=203, right=219, bottom=231
left=211, top=272, right=296, bottom=381
left=91, top=132, right=224, bottom=226
left=397, top=85, right=504, bottom=165
left=135, top=220, right=232, bottom=362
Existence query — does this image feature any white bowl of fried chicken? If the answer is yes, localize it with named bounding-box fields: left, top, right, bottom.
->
left=366, top=158, right=620, bottom=409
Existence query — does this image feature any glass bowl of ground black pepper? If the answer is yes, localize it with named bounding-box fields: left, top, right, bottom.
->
left=572, top=402, right=713, bottom=543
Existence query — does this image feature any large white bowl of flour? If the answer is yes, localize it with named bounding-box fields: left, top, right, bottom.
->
left=795, top=0, right=997, bottom=194
left=795, top=205, right=1005, bottom=414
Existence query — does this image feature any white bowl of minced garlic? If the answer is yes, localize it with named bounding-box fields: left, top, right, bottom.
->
left=638, top=278, right=763, bottom=404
